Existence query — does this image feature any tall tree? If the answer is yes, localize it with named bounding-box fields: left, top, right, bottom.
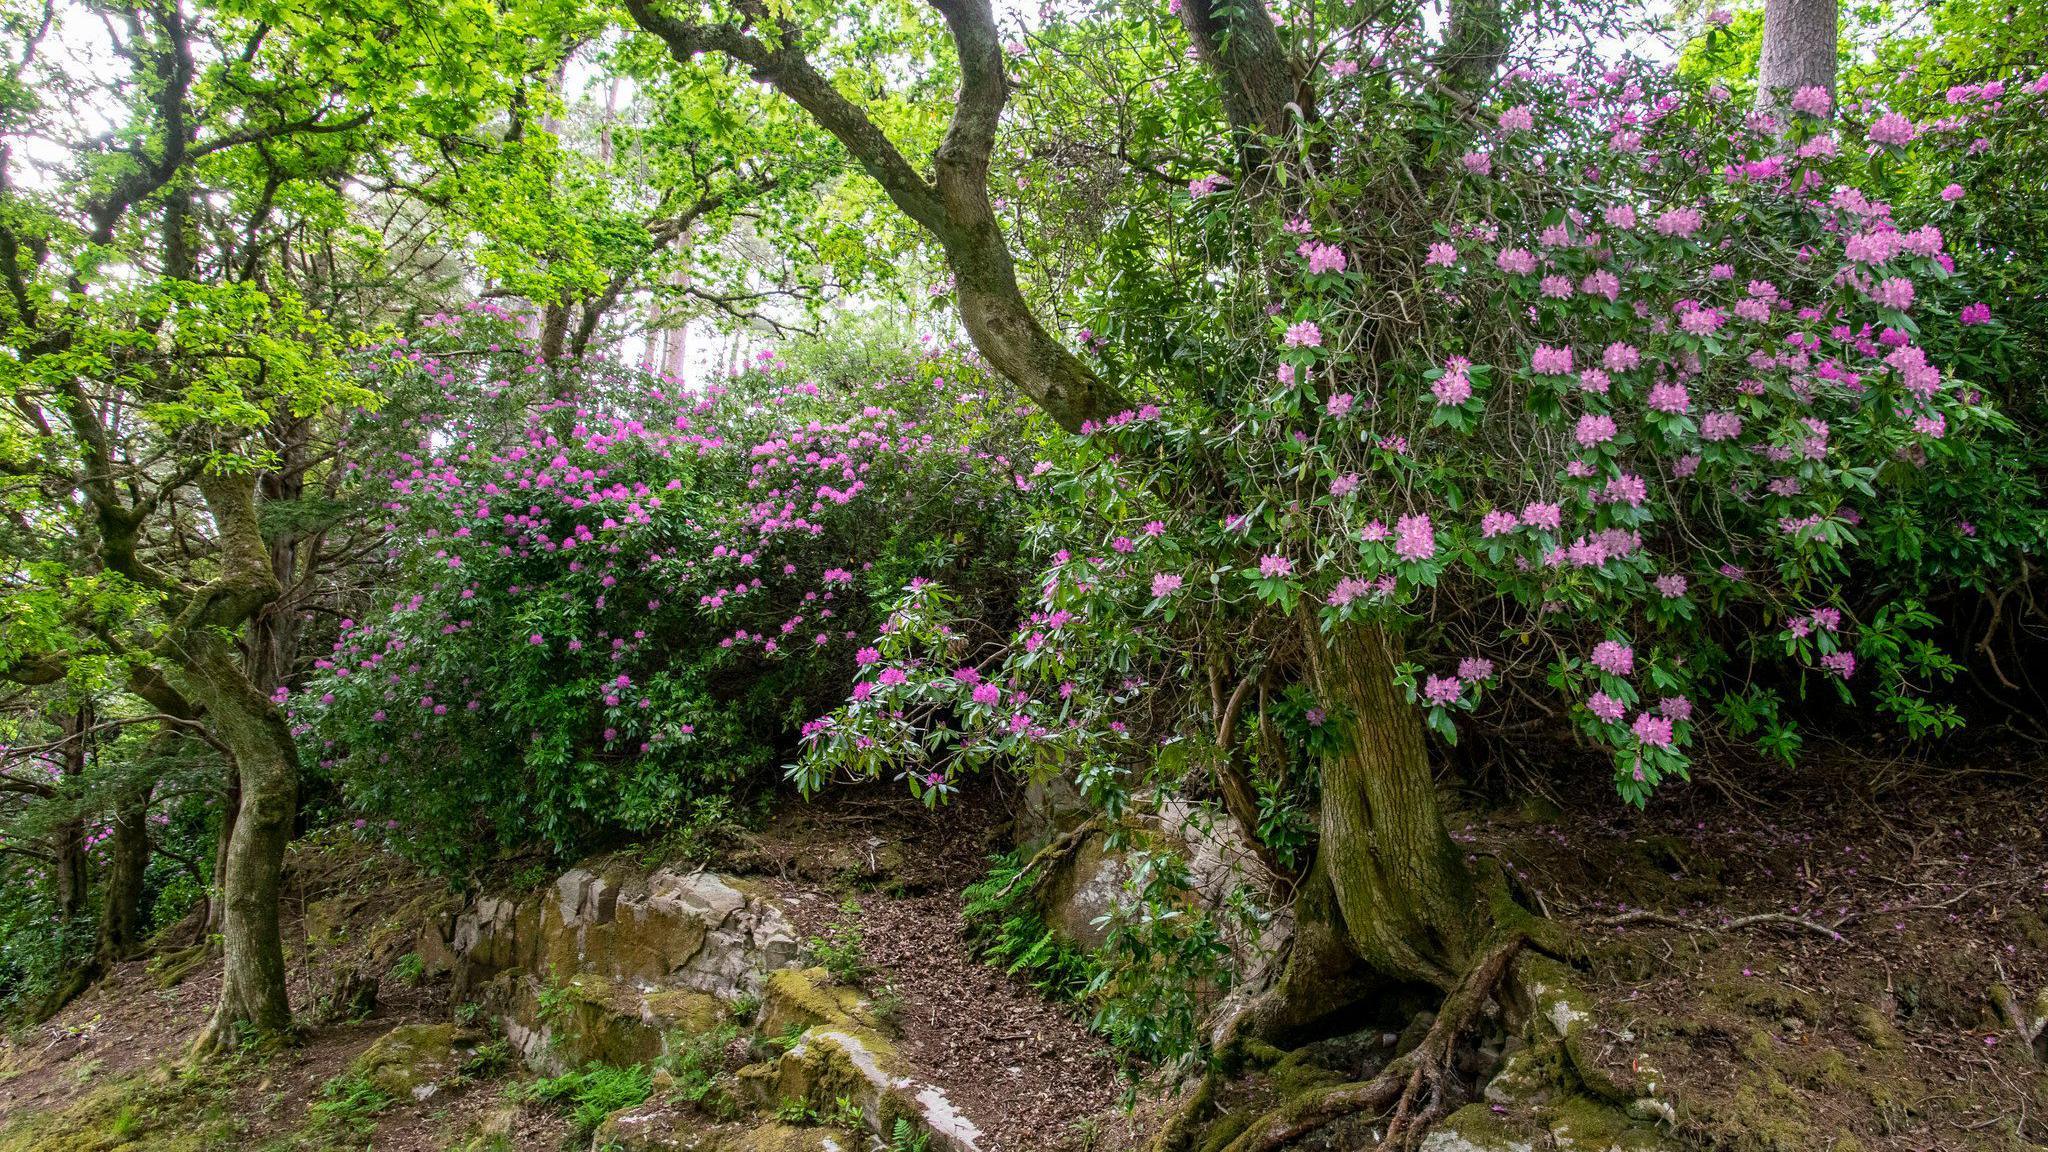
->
left=1757, top=0, right=1838, bottom=105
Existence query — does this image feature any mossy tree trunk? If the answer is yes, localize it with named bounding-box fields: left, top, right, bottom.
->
left=96, top=779, right=153, bottom=963
left=51, top=705, right=92, bottom=922
left=169, top=473, right=299, bottom=1053
left=1293, top=619, right=1483, bottom=994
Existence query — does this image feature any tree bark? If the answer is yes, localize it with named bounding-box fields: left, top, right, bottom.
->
left=180, top=632, right=298, bottom=1050
left=1757, top=0, right=1838, bottom=107
left=97, top=779, right=153, bottom=963
left=173, top=472, right=298, bottom=1051
left=1293, top=618, right=1481, bottom=994
left=51, top=706, right=90, bottom=922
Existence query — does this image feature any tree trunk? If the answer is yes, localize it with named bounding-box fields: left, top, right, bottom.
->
left=1757, top=0, right=1838, bottom=107
left=204, top=768, right=237, bottom=941
left=181, top=634, right=298, bottom=1051
left=97, top=779, right=153, bottom=963
left=51, top=707, right=90, bottom=922
left=1292, top=618, right=1482, bottom=994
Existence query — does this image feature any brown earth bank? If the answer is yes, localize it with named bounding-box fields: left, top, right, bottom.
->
left=0, top=763, right=2041, bottom=1152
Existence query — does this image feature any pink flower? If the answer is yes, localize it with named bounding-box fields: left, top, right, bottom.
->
left=1480, top=509, right=1519, bottom=537
left=1531, top=345, right=1574, bottom=375
left=1327, top=392, right=1355, bottom=418
left=1151, top=572, right=1183, bottom=598
left=1603, top=342, right=1641, bottom=371
left=1821, top=651, right=1856, bottom=678
left=1463, top=151, right=1493, bottom=175
left=1603, top=204, right=1637, bottom=230
left=856, top=646, right=881, bottom=665
left=1587, top=691, right=1626, bottom=722
left=1867, top=111, right=1917, bottom=146
left=1700, top=411, right=1743, bottom=440
left=1284, top=321, right=1323, bottom=347
left=1432, top=370, right=1473, bottom=406
left=1300, top=241, right=1348, bottom=275
left=1458, top=657, right=1495, bottom=681
left=1426, top=242, right=1458, bottom=267
left=878, top=667, right=909, bottom=686
left=1789, top=86, right=1832, bottom=116
left=1659, top=696, right=1693, bottom=722
left=1497, top=104, right=1535, bottom=133
left=529, top=634, right=544, bottom=645
left=1496, top=247, right=1538, bottom=275
left=1590, top=640, right=1635, bottom=676
left=1540, top=274, right=1574, bottom=299
left=1654, top=208, right=1703, bottom=239
left=1655, top=573, right=1689, bottom=598
left=1259, top=554, right=1293, bottom=578
left=1521, top=502, right=1561, bottom=530
left=1631, top=712, right=1675, bottom=747
left=1960, top=302, right=1991, bottom=325
left=972, top=682, right=1001, bottom=705
left=1646, top=382, right=1691, bottom=414
left=1394, top=514, right=1436, bottom=561
left=1872, top=277, right=1916, bottom=311
left=1940, top=183, right=1965, bottom=202
left=1575, top=412, right=1618, bottom=446
left=1423, top=675, right=1463, bottom=706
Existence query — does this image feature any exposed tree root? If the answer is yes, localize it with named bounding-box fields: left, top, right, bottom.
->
left=1217, top=933, right=1527, bottom=1152
left=1596, top=907, right=1847, bottom=943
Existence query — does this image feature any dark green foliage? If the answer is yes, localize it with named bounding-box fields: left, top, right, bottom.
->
left=522, top=1062, right=653, bottom=1137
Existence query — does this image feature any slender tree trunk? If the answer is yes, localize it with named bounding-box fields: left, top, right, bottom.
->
left=97, top=779, right=153, bottom=963
left=181, top=634, right=298, bottom=1051
left=1757, top=0, right=1838, bottom=107
left=204, top=770, right=237, bottom=941
left=1292, top=618, right=1481, bottom=994
left=51, top=707, right=90, bottom=922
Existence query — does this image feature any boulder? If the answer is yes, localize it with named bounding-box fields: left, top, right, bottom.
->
left=738, top=1027, right=982, bottom=1152
left=350, top=1023, right=484, bottom=1102
left=453, top=867, right=797, bottom=1000
left=489, top=971, right=726, bottom=1075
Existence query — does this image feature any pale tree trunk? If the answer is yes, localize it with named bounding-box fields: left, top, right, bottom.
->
left=1758, top=0, right=1838, bottom=107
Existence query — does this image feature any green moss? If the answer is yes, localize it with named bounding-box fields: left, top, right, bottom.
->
left=757, top=968, right=868, bottom=1036
left=0, top=1068, right=238, bottom=1152
left=349, top=1022, right=460, bottom=1099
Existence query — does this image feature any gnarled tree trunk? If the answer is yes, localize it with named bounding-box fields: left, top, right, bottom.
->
left=179, top=633, right=298, bottom=1051
left=51, top=706, right=91, bottom=922
left=1295, top=620, right=1481, bottom=992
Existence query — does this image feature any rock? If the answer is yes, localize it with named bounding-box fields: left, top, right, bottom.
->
left=757, top=968, right=873, bottom=1036
left=738, top=1027, right=982, bottom=1152
left=351, top=1023, right=480, bottom=1101
left=453, top=866, right=797, bottom=1000
left=491, top=971, right=726, bottom=1075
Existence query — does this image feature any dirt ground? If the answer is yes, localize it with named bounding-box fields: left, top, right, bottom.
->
left=0, top=759, right=2042, bottom=1152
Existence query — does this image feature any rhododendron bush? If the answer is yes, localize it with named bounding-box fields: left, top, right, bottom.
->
left=796, top=19, right=2041, bottom=825
left=296, top=311, right=1038, bottom=869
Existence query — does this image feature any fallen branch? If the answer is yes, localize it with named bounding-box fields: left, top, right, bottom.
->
left=1595, top=908, right=1847, bottom=943
left=990, top=816, right=1103, bottom=904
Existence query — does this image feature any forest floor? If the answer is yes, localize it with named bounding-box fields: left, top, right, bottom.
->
left=0, top=754, right=2042, bottom=1151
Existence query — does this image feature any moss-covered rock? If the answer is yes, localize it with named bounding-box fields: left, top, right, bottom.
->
left=737, top=1026, right=982, bottom=1152
left=757, top=967, right=872, bottom=1036
left=350, top=1022, right=475, bottom=1101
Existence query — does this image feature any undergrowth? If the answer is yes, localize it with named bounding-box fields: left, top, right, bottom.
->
left=522, top=1061, right=652, bottom=1137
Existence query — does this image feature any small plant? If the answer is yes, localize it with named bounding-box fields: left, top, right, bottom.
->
left=826, top=1094, right=866, bottom=1134
left=459, top=1038, right=512, bottom=1080
left=774, top=1096, right=822, bottom=1124
left=307, top=1071, right=393, bottom=1136
left=523, top=1062, right=652, bottom=1137
left=890, top=1117, right=932, bottom=1152
left=454, top=999, right=484, bottom=1027
left=805, top=897, right=868, bottom=984
left=868, top=982, right=906, bottom=1034
left=659, top=1023, right=742, bottom=1116
left=389, top=952, right=425, bottom=987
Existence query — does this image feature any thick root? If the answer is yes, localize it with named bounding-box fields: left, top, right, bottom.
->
left=1218, top=932, right=1527, bottom=1152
